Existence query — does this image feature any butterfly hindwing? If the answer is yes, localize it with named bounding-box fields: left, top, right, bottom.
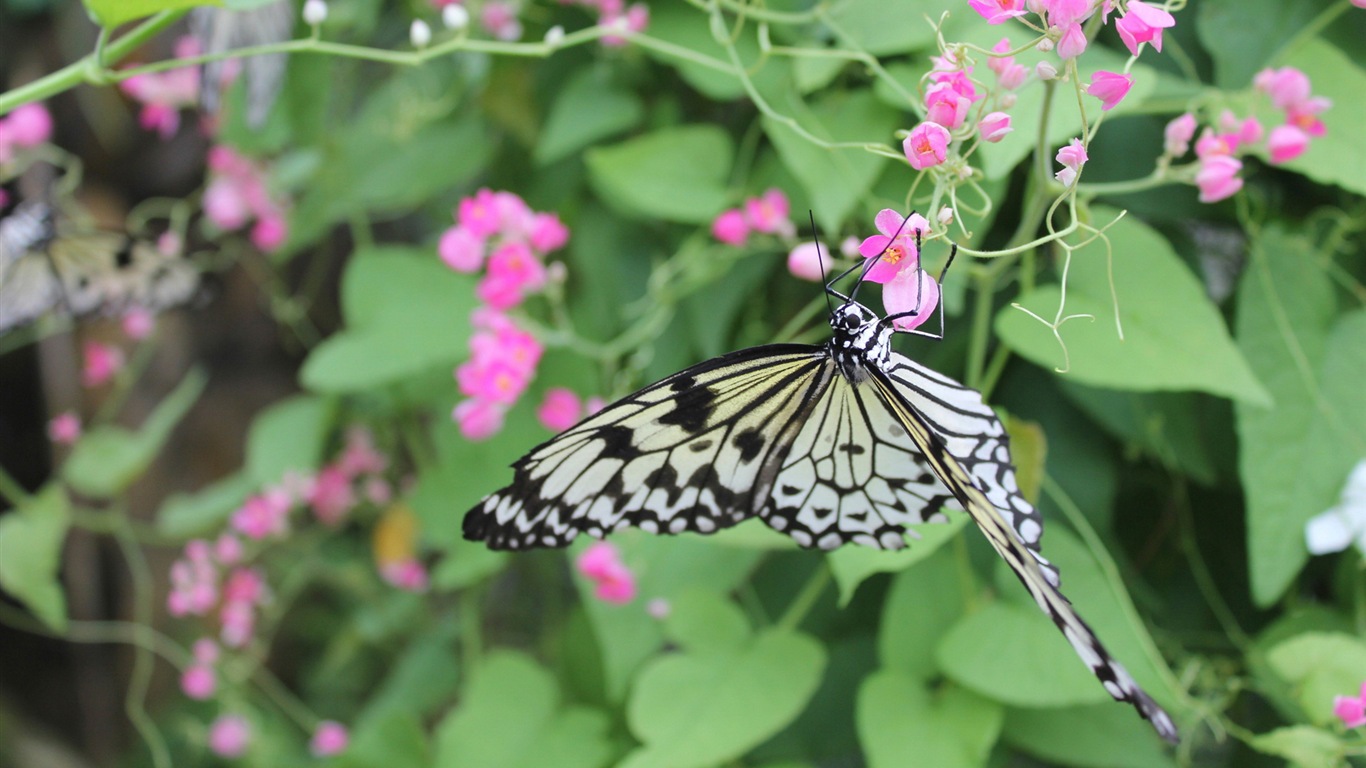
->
left=866, top=367, right=1179, bottom=744
left=463, top=345, right=831, bottom=549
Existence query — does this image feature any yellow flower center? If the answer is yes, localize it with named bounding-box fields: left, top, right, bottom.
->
left=883, top=244, right=904, bottom=264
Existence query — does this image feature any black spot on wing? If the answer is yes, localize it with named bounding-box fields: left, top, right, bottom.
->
left=657, top=385, right=715, bottom=433
left=733, top=428, right=765, bottom=463
left=597, top=425, right=642, bottom=460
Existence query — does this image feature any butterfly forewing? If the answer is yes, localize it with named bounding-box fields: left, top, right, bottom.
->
left=463, top=345, right=830, bottom=549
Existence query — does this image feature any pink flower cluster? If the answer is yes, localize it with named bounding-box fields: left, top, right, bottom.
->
left=209, top=714, right=251, bottom=758
left=557, top=0, right=649, bottom=46
left=575, top=541, right=637, bottom=604
left=536, top=388, right=604, bottom=432
left=310, top=427, right=392, bottom=526
left=82, top=342, right=126, bottom=388
left=903, top=45, right=1025, bottom=173
left=453, top=310, right=544, bottom=439
left=439, top=188, right=568, bottom=310
left=968, top=0, right=1174, bottom=63
left=119, top=37, right=201, bottom=139
left=1337, top=682, right=1366, bottom=729
left=858, top=210, right=940, bottom=332
left=180, top=638, right=220, bottom=700
left=0, top=102, right=53, bottom=163
left=1161, top=66, right=1329, bottom=203
left=310, top=721, right=350, bottom=757
left=711, top=188, right=795, bottom=246
left=166, top=536, right=266, bottom=648
left=203, top=145, right=290, bottom=252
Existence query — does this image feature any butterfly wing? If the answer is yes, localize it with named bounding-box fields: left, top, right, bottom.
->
left=0, top=254, right=63, bottom=331
left=463, top=345, right=833, bottom=549
left=864, top=364, right=1179, bottom=744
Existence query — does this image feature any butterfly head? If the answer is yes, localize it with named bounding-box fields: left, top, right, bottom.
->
left=829, top=300, right=893, bottom=377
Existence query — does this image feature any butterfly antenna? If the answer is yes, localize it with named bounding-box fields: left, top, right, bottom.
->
left=850, top=211, right=919, bottom=306
left=812, top=211, right=835, bottom=316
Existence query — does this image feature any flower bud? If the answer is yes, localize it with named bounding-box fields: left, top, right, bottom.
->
left=410, top=19, right=432, bottom=48
left=302, top=0, right=327, bottom=26
left=442, top=4, right=469, bottom=29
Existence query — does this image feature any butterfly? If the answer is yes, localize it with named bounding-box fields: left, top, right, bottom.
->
left=0, top=198, right=200, bottom=333
left=462, top=241, right=1179, bottom=744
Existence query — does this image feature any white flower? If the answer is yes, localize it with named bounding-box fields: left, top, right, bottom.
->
left=302, top=0, right=327, bottom=26
left=544, top=25, right=565, bottom=46
left=442, top=4, right=469, bottom=30
left=410, top=19, right=432, bottom=48
left=1305, top=459, right=1366, bottom=555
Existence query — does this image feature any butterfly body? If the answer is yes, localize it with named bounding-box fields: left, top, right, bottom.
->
left=462, top=294, right=1179, bottom=743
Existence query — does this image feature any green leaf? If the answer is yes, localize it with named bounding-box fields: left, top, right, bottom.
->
left=0, top=484, right=70, bottom=631
left=244, top=395, right=329, bottom=487
left=1277, top=39, right=1366, bottom=197
left=63, top=369, right=207, bottom=498
left=156, top=472, right=255, bottom=537
left=857, top=670, right=1003, bottom=768
left=1059, top=385, right=1219, bottom=485
left=83, top=0, right=219, bottom=27
left=877, top=545, right=965, bottom=680
left=1249, top=726, right=1345, bottom=768
left=337, top=710, right=431, bottom=768
left=660, top=589, right=750, bottom=653
left=433, top=651, right=613, bottom=768
left=585, top=125, right=734, bottom=224
left=825, top=0, right=959, bottom=56
left=1235, top=228, right=1366, bottom=605
left=763, top=89, right=899, bottom=235
left=1002, top=703, right=1177, bottom=768
left=1196, top=0, right=1320, bottom=88
left=996, top=208, right=1270, bottom=405
left=826, top=513, right=968, bottom=606
left=301, top=247, right=477, bottom=393
left=1266, top=633, right=1366, bottom=725
left=624, top=630, right=825, bottom=768
left=938, top=601, right=1108, bottom=708
left=431, top=537, right=508, bottom=591
left=536, top=70, right=644, bottom=165
left=358, top=627, right=462, bottom=729
left=640, top=2, right=790, bottom=101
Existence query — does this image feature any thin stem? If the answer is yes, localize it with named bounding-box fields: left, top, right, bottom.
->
left=112, top=514, right=171, bottom=768
left=776, top=563, right=830, bottom=632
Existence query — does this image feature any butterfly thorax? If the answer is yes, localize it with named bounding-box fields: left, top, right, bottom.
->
left=827, top=301, right=893, bottom=381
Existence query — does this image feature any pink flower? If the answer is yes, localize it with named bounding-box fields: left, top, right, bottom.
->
left=576, top=541, right=636, bottom=604
left=968, top=0, right=1028, bottom=24
left=1335, top=682, right=1366, bottom=728
left=979, top=111, right=1012, bottom=142
left=1254, top=67, right=1312, bottom=112
left=181, top=665, right=216, bottom=699
left=47, top=411, right=82, bottom=445
left=1164, top=113, right=1197, bottom=155
left=858, top=209, right=929, bottom=284
left=786, top=242, right=831, bottom=282
left=458, top=189, right=503, bottom=238
left=602, top=2, right=648, bottom=46
left=1087, top=71, right=1133, bottom=111
left=743, top=188, right=792, bottom=235
left=987, top=38, right=1014, bottom=75
left=8, top=103, right=53, bottom=146
left=585, top=396, right=606, bottom=415
left=1267, top=124, right=1309, bottom=164
left=885, top=268, right=941, bottom=332
left=231, top=491, right=291, bottom=540
left=537, top=388, right=583, bottom=432
left=998, top=62, right=1028, bottom=90
left=308, top=466, right=355, bottom=525
left=311, top=721, right=350, bottom=757
left=1044, top=0, right=1091, bottom=26
left=1194, top=128, right=1233, bottom=158
left=528, top=213, right=570, bottom=253
left=1195, top=155, right=1243, bottom=203
left=82, top=342, right=125, bottom=388
left=1054, top=138, right=1088, bottom=186
left=192, top=637, right=220, bottom=664
left=712, top=208, right=749, bottom=245
left=925, top=84, right=971, bottom=129
left=930, top=70, right=981, bottom=103
left=1056, top=22, right=1088, bottom=59
left=646, top=597, right=671, bottom=619
left=119, top=40, right=200, bottom=140
left=339, top=427, right=387, bottom=477
left=381, top=558, right=429, bottom=592
left=453, top=398, right=507, bottom=440
left=223, top=567, right=266, bottom=605
left=203, top=177, right=252, bottom=231
left=1287, top=98, right=1331, bottom=138
left=215, top=534, right=242, bottom=565
left=208, top=715, right=251, bottom=758
left=249, top=215, right=287, bottom=252
left=121, top=307, right=155, bottom=340
left=1115, top=0, right=1175, bottom=56
left=903, top=122, right=950, bottom=170
left=480, top=1, right=523, bottom=40
left=1352, top=0, right=1366, bottom=7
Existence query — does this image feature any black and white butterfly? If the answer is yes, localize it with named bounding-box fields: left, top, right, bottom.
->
left=462, top=243, right=1179, bottom=743
left=0, top=199, right=200, bottom=333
